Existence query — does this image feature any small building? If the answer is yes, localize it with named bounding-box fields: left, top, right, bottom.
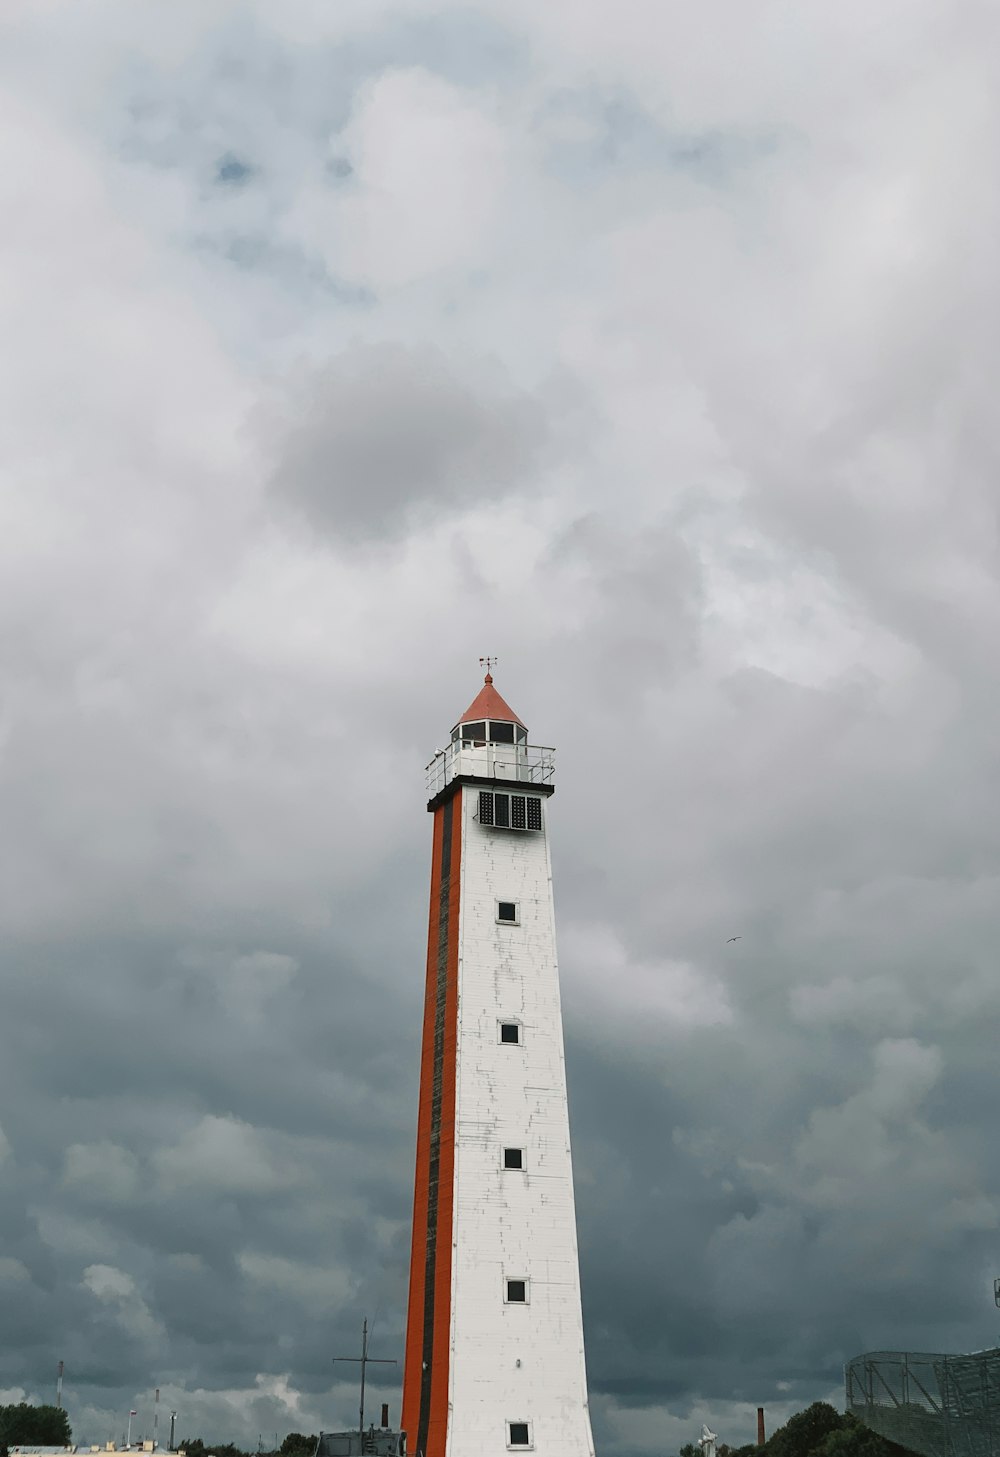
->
left=316, top=1431, right=405, bottom=1456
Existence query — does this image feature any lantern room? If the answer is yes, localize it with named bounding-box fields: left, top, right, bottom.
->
left=426, top=672, right=555, bottom=806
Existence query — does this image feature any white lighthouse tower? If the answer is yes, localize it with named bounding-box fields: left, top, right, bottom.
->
left=401, top=671, right=595, bottom=1457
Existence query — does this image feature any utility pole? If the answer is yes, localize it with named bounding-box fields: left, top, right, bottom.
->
left=56, top=1361, right=64, bottom=1410
left=170, top=1413, right=177, bottom=1451
left=333, top=1319, right=397, bottom=1454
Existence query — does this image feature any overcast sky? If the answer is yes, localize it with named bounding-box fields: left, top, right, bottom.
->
left=2, top=3, right=1000, bottom=1455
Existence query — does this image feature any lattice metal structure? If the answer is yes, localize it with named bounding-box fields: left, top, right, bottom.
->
left=846, top=1348, right=1000, bottom=1457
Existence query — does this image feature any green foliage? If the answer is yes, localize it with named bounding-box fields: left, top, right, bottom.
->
left=178, top=1443, right=272, bottom=1457
left=0, top=1405, right=73, bottom=1446
left=768, top=1402, right=845, bottom=1457
left=279, top=1436, right=316, bottom=1456
left=178, top=1436, right=311, bottom=1457
left=813, top=1414, right=898, bottom=1457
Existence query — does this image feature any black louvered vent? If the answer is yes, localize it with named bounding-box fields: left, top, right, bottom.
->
left=477, top=791, right=542, bottom=831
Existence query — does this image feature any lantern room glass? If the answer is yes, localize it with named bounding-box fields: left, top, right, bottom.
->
left=451, top=720, right=527, bottom=745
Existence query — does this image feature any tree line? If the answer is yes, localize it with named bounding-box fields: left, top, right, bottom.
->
left=178, top=1435, right=317, bottom=1457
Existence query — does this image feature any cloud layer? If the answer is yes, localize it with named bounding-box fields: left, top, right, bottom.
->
left=2, top=5, right=999, bottom=1457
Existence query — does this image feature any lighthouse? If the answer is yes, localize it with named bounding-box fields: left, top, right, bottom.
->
left=401, top=672, right=595, bottom=1457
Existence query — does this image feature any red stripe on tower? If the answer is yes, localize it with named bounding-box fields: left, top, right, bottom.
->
left=401, top=793, right=461, bottom=1457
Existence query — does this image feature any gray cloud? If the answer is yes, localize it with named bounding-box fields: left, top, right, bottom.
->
left=1, top=4, right=999, bottom=1457
left=269, top=344, right=549, bottom=541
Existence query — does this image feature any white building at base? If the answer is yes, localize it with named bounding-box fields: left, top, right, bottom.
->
left=401, top=674, right=595, bottom=1457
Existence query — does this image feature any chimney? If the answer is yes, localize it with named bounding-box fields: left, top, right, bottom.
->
left=380, top=1406, right=389, bottom=1430
left=757, top=1408, right=766, bottom=1446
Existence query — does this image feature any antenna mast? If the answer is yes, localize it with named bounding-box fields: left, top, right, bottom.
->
left=333, top=1319, right=397, bottom=1453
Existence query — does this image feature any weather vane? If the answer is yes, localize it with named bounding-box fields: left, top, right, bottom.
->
left=479, top=655, right=497, bottom=677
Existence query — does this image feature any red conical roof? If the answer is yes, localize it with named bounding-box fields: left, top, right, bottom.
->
left=454, top=673, right=526, bottom=730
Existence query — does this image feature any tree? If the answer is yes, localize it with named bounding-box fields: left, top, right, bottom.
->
left=280, top=1437, right=316, bottom=1457
left=812, top=1414, right=899, bottom=1457
left=767, top=1402, right=845, bottom=1457
left=0, top=1405, right=72, bottom=1446
left=177, top=1443, right=254, bottom=1457
left=178, top=1439, right=293, bottom=1457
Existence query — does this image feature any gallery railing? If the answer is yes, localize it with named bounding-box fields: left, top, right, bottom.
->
left=426, top=741, right=556, bottom=798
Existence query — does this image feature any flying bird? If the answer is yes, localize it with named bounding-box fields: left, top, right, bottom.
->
left=726, top=936, right=742, bottom=943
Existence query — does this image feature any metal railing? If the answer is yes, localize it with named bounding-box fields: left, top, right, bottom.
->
left=426, top=741, right=555, bottom=798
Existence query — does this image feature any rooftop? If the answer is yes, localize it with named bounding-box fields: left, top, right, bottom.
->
left=454, top=672, right=526, bottom=730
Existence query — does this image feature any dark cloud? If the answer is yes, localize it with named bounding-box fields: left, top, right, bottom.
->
left=216, top=155, right=254, bottom=186
left=2, top=4, right=1000, bottom=1457
left=269, top=344, right=549, bottom=541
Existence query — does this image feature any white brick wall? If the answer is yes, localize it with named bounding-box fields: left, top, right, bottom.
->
left=447, top=786, right=595, bottom=1457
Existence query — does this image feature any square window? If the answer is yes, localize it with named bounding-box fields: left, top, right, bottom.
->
left=505, top=1278, right=527, bottom=1303
left=497, top=901, right=518, bottom=924
left=503, top=1147, right=524, bottom=1170
left=507, top=1422, right=531, bottom=1449
left=499, top=1022, right=521, bottom=1045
